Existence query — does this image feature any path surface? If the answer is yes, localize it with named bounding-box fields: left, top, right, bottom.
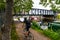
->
left=16, top=22, right=51, bottom=40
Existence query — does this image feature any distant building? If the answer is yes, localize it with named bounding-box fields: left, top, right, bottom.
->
left=13, top=8, right=56, bottom=24
left=28, top=8, right=56, bottom=22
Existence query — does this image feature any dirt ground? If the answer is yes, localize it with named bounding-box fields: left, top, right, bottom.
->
left=16, top=22, right=51, bottom=40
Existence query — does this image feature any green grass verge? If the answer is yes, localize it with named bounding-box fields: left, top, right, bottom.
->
left=43, top=30, right=60, bottom=40
left=11, top=23, right=19, bottom=40
left=32, top=26, right=60, bottom=40
left=31, top=21, right=60, bottom=40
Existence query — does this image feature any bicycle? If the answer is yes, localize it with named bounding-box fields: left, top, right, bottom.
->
left=23, top=28, right=34, bottom=40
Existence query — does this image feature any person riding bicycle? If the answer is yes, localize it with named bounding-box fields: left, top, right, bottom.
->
left=24, top=17, right=31, bottom=36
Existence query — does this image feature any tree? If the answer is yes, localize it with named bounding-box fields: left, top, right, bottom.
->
left=14, top=0, right=33, bottom=13
left=0, top=0, right=33, bottom=40
left=0, top=0, right=33, bottom=14
left=40, top=0, right=60, bottom=12
left=2, top=0, right=13, bottom=40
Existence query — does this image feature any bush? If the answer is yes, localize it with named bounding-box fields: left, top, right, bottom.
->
left=56, top=30, right=60, bottom=40
left=31, top=21, right=60, bottom=40
left=43, top=30, right=59, bottom=40
left=31, top=21, right=40, bottom=29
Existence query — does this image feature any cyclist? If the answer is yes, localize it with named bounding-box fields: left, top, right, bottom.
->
left=24, top=17, right=31, bottom=37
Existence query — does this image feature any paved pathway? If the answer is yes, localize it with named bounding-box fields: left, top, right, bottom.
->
left=16, top=22, right=51, bottom=40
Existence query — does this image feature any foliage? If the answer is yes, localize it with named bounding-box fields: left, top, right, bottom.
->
left=40, top=0, right=60, bottom=12
left=31, top=21, right=60, bottom=40
left=43, top=30, right=59, bottom=40
left=31, top=21, right=40, bottom=29
left=11, top=23, right=19, bottom=40
left=12, top=0, right=33, bottom=13
left=0, top=0, right=33, bottom=13
left=57, top=14, right=60, bottom=19
left=0, top=0, right=5, bottom=11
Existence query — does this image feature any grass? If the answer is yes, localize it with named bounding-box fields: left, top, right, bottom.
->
left=11, top=22, right=19, bottom=40
left=32, top=26, right=60, bottom=40
left=31, top=21, right=60, bottom=40
left=43, top=30, right=59, bottom=40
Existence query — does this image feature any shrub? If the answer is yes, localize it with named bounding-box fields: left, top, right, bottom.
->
left=31, top=21, right=40, bottom=29
left=31, top=21, right=60, bottom=40
left=43, top=30, right=59, bottom=40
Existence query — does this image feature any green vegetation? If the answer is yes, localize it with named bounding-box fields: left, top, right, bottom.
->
left=11, top=23, right=19, bottom=40
left=31, top=21, right=40, bottom=29
left=57, top=14, right=60, bottom=20
left=31, top=21, right=60, bottom=40
left=43, top=30, right=60, bottom=40
left=0, top=0, right=33, bottom=13
left=40, top=0, right=60, bottom=12
left=0, top=0, right=5, bottom=12
left=14, top=0, right=33, bottom=13
left=0, top=0, right=33, bottom=40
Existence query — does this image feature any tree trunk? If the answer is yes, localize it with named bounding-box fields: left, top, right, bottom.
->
left=2, top=0, right=13, bottom=40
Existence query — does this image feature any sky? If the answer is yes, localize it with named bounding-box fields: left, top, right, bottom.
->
left=32, top=0, right=51, bottom=10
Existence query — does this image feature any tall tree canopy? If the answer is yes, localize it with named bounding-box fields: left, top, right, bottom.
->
left=0, top=0, right=33, bottom=13
left=40, top=0, right=60, bottom=12
left=14, top=0, right=33, bottom=13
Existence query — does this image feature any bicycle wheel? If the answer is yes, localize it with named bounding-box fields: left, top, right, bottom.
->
left=23, top=32, right=34, bottom=40
left=24, top=36, right=27, bottom=40
left=27, top=32, right=34, bottom=40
